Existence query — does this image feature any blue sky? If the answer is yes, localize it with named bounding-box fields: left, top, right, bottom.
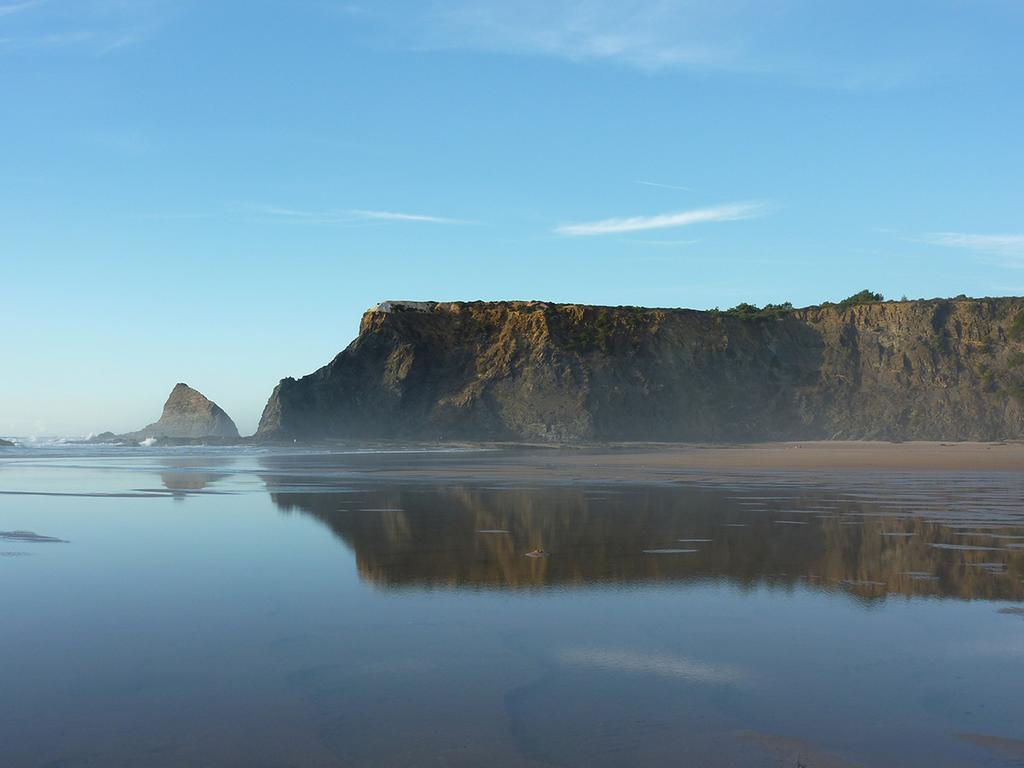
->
left=2, top=0, right=1023, bottom=436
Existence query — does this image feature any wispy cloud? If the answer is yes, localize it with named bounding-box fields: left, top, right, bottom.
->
left=137, top=211, right=213, bottom=221
left=246, top=205, right=473, bottom=226
left=920, top=232, right=1024, bottom=266
left=634, top=180, right=693, bottom=192
left=347, top=209, right=470, bottom=224
left=0, top=0, right=39, bottom=18
left=337, top=1, right=972, bottom=88
left=97, top=29, right=149, bottom=54
left=0, top=0, right=172, bottom=54
left=623, top=237, right=700, bottom=246
left=393, top=1, right=742, bottom=73
left=556, top=201, right=767, bottom=236
left=0, top=30, right=95, bottom=50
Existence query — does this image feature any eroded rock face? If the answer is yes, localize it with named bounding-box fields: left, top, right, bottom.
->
left=132, top=383, right=239, bottom=439
left=255, top=298, right=1024, bottom=443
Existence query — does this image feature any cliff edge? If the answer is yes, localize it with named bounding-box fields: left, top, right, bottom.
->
left=255, top=297, right=1024, bottom=443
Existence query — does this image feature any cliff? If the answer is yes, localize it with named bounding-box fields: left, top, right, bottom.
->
left=129, top=383, right=239, bottom=440
left=255, top=297, right=1024, bottom=443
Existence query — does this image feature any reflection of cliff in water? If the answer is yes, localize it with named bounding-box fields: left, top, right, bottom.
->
left=158, top=457, right=232, bottom=498
left=267, top=483, right=1024, bottom=600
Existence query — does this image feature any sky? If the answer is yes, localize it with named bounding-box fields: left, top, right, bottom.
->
left=2, top=0, right=1023, bottom=436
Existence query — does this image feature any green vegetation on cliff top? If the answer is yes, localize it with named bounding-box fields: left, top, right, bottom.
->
left=720, top=290, right=886, bottom=321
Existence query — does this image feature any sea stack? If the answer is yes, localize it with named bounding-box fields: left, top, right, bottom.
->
left=134, top=383, right=239, bottom=439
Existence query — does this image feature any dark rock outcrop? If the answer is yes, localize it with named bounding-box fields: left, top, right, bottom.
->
left=0, top=438, right=15, bottom=447
left=128, top=383, right=239, bottom=440
left=255, top=298, right=1024, bottom=443
left=82, top=431, right=138, bottom=446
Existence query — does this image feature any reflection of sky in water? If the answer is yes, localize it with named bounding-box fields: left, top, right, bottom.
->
left=1, top=448, right=1023, bottom=767
left=556, top=648, right=745, bottom=684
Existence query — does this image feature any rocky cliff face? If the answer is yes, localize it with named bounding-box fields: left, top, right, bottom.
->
left=132, top=383, right=239, bottom=439
left=256, top=298, right=1024, bottom=442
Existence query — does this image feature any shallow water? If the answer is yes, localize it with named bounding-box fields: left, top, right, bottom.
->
left=1, top=446, right=1023, bottom=767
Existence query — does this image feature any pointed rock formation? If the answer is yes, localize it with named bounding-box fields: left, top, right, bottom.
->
left=133, top=383, right=239, bottom=439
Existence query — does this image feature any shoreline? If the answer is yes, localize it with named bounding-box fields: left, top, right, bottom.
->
left=5, top=439, right=1023, bottom=475
left=295, top=440, right=1024, bottom=482
left=575, top=440, right=1024, bottom=472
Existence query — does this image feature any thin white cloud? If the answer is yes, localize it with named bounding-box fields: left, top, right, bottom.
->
left=0, top=0, right=39, bottom=17
left=97, top=29, right=149, bottom=53
left=347, top=209, right=470, bottom=224
left=626, top=239, right=700, bottom=247
left=404, top=2, right=742, bottom=73
left=623, top=237, right=700, bottom=246
left=556, top=202, right=766, bottom=236
left=0, top=30, right=95, bottom=49
left=137, top=212, right=213, bottom=220
left=339, top=1, right=975, bottom=88
left=0, top=1, right=172, bottom=54
left=635, top=180, right=693, bottom=192
left=246, top=205, right=323, bottom=219
left=246, top=205, right=472, bottom=226
left=920, top=232, right=1024, bottom=265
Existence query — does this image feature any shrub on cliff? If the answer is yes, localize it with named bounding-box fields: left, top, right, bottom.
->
left=837, top=290, right=884, bottom=309
left=723, top=302, right=794, bottom=320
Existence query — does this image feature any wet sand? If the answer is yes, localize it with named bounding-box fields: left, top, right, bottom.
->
left=3, top=447, right=1023, bottom=766
left=572, top=440, right=1024, bottom=472
left=349, top=441, right=1024, bottom=484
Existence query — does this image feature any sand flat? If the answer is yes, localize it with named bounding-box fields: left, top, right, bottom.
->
left=569, top=441, right=1024, bottom=472
left=353, top=441, right=1024, bottom=484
